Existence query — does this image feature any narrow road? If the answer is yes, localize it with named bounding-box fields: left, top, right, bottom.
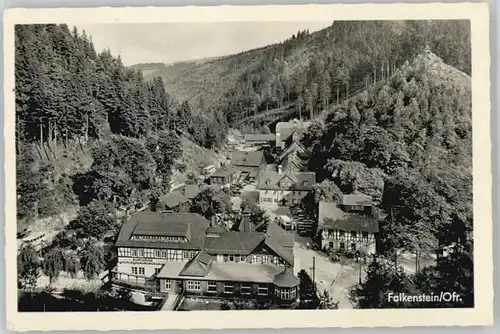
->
left=293, top=242, right=355, bottom=309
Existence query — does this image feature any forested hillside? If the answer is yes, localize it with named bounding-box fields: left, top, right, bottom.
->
left=300, top=50, right=473, bottom=308
left=15, top=24, right=228, bottom=226
left=304, top=51, right=472, bottom=256
left=138, top=20, right=470, bottom=127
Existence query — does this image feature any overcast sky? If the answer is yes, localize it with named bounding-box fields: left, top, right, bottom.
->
left=72, top=22, right=331, bottom=66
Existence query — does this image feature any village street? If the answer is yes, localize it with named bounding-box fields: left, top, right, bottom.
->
left=293, top=240, right=360, bottom=309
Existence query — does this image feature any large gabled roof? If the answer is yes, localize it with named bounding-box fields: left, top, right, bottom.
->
left=115, top=212, right=210, bottom=250
left=264, top=236, right=294, bottom=266
left=266, top=222, right=295, bottom=249
left=277, top=141, right=311, bottom=163
left=182, top=184, right=201, bottom=200
left=341, top=194, right=373, bottom=207
left=158, top=191, right=189, bottom=208
left=211, top=166, right=236, bottom=178
left=318, top=201, right=379, bottom=233
left=204, top=231, right=266, bottom=255
left=179, top=251, right=214, bottom=277
left=275, top=119, right=311, bottom=142
left=133, top=220, right=191, bottom=239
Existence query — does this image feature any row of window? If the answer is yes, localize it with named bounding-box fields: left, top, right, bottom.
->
left=130, top=235, right=187, bottom=243
left=118, top=247, right=197, bottom=261
left=131, top=266, right=164, bottom=276
left=261, top=197, right=301, bottom=205
left=218, top=254, right=284, bottom=266
left=331, top=242, right=358, bottom=252
left=325, top=230, right=370, bottom=240
left=131, top=266, right=145, bottom=275
left=343, top=205, right=368, bottom=211
left=262, top=190, right=308, bottom=196
left=183, top=280, right=269, bottom=295
left=275, top=287, right=297, bottom=300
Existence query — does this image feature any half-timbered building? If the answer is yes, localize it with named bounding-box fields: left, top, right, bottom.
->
left=113, top=211, right=299, bottom=303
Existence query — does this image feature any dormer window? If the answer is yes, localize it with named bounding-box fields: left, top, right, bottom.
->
left=280, top=181, right=291, bottom=188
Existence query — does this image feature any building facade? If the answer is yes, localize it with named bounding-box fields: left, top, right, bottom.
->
left=230, top=150, right=266, bottom=181
left=243, top=134, right=276, bottom=148
left=276, top=140, right=311, bottom=173
left=113, top=211, right=299, bottom=303
left=317, top=196, right=379, bottom=255
left=275, top=119, right=311, bottom=151
left=209, top=167, right=236, bottom=187
left=257, top=166, right=316, bottom=207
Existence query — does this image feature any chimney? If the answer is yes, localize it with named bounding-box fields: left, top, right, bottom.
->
left=276, top=132, right=281, bottom=148
left=278, top=165, right=282, bottom=175
left=241, top=212, right=251, bottom=232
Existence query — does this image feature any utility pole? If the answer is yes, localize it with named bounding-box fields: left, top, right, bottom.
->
left=312, top=256, right=316, bottom=294
left=359, top=257, right=362, bottom=284
left=357, top=227, right=362, bottom=284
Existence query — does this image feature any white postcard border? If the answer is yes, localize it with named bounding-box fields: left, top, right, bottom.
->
left=3, top=3, right=492, bottom=330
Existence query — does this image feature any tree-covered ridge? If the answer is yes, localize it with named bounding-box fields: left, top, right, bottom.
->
left=15, top=24, right=228, bottom=148
left=222, top=20, right=471, bottom=126
left=15, top=24, right=228, bottom=224
left=305, top=51, right=472, bottom=257
left=138, top=20, right=470, bottom=126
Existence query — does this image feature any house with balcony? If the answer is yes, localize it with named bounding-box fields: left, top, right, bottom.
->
left=317, top=195, right=379, bottom=255
left=113, top=211, right=299, bottom=304
left=257, top=165, right=316, bottom=207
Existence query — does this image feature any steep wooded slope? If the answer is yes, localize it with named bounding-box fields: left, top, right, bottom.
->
left=15, top=24, right=228, bottom=227
left=136, top=20, right=470, bottom=127
left=304, top=51, right=472, bottom=253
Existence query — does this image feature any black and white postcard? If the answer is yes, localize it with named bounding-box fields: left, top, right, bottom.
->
left=3, top=3, right=493, bottom=330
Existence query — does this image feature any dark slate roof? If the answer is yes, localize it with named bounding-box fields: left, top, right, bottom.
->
left=266, top=223, right=295, bottom=249
left=158, top=191, right=189, bottom=208
left=115, top=212, right=210, bottom=250
left=179, top=251, right=213, bottom=277
left=204, top=231, right=265, bottom=255
left=244, top=134, right=276, bottom=142
left=206, top=226, right=225, bottom=235
left=277, top=141, right=311, bottom=163
left=257, top=171, right=316, bottom=191
left=133, top=220, right=191, bottom=239
left=264, top=236, right=294, bottom=266
left=273, top=269, right=299, bottom=288
left=211, top=166, right=236, bottom=178
left=342, top=194, right=373, bottom=207
left=182, top=184, right=201, bottom=199
left=230, top=150, right=265, bottom=167
left=170, top=173, right=187, bottom=186
left=318, top=202, right=379, bottom=233
left=275, top=119, right=311, bottom=142
left=318, top=201, right=344, bottom=226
